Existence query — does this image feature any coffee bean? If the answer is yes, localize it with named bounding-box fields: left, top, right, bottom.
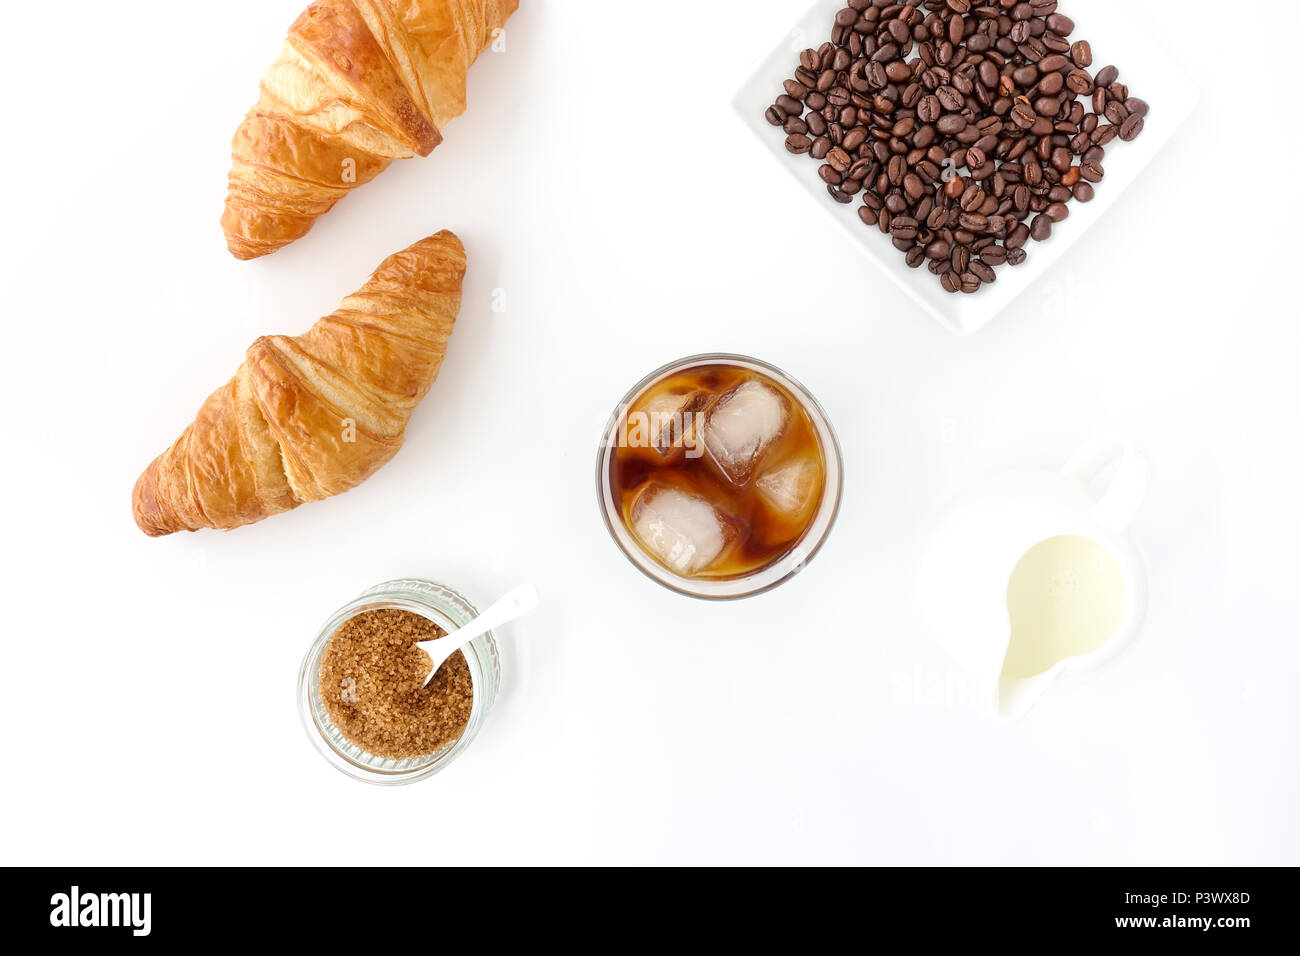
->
left=970, top=260, right=997, bottom=283
left=819, top=164, right=843, bottom=185
left=1093, top=124, right=1119, bottom=146
left=1119, top=113, right=1145, bottom=141
left=827, top=184, right=852, bottom=203
left=1071, top=40, right=1092, bottom=67
left=890, top=216, right=920, bottom=239
left=765, top=106, right=785, bottom=126
left=1046, top=13, right=1075, bottom=36
left=810, top=136, right=831, bottom=159
left=1072, top=181, right=1095, bottom=202
left=980, top=245, right=1008, bottom=266
left=1080, top=159, right=1105, bottom=182
left=1006, top=247, right=1028, bottom=266
left=937, top=114, right=968, bottom=134
left=1011, top=100, right=1037, bottom=129
left=1095, top=65, right=1119, bottom=87
left=1046, top=202, right=1069, bottom=222
left=1030, top=214, right=1053, bottom=241
left=1038, top=72, right=1064, bottom=96
left=776, top=95, right=803, bottom=116
left=786, top=133, right=812, bottom=154
left=827, top=147, right=852, bottom=172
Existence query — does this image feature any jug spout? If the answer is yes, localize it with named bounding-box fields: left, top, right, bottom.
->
left=995, top=670, right=1059, bottom=721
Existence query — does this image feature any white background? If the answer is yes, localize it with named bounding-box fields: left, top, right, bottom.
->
left=2, top=0, right=1296, bottom=865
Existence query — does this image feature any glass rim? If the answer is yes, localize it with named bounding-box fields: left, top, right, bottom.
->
left=595, top=352, right=844, bottom=601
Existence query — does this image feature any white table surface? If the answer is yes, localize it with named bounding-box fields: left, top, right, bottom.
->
left=2, top=0, right=1296, bottom=865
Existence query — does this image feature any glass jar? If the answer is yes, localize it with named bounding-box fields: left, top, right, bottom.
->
left=297, top=578, right=501, bottom=785
left=596, top=353, right=843, bottom=599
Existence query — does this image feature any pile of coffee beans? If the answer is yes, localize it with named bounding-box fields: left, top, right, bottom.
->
left=764, top=0, right=1148, bottom=294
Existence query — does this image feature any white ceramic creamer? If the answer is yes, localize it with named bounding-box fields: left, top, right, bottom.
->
left=917, top=437, right=1151, bottom=720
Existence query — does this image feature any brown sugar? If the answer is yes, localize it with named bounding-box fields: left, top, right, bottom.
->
left=319, top=608, right=473, bottom=760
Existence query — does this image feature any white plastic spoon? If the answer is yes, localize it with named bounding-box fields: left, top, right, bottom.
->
left=418, top=584, right=539, bottom=686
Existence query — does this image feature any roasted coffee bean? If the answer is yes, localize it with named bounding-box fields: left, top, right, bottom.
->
left=1006, top=247, right=1028, bottom=266
left=1119, top=113, right=1144, bottom=141
left=890, top=216, right=920, bottom=239
left=778, top=95, right=805, bottom=117
left=1092, top=123, right=1119, bottom=146
left=786, top=133, right=813, bottom=154
left=1046, top=202, right=1069, bottom=222
left=1030, top=214, right=1053, bottom=241
left=1095, top=65, right=1119, bottom=87
left=819, top=164, right=843, bottom=185
left=827, top=184, right=852, bottom=203
left=937, top=114, right=968, bottom=134
left=980, top=245, right=1008, bottom=266
left=810, top=136, right=831, bottom=159
left=1126, top=97, right=1151, bottom=117
left=1072, top=181, right=1095, bottom=202
left=951, top=245, right=971, bottom=273
left=1046, top=13, right=1075, bottom=36
left=827, top=147, right=852, bottom=172
left=1080, top=158, right=1105, bottom=182
left=765, top=106, right=785, bottom=126
left=1011, top=99, right=1038, bottom=129
left=970, top=260, right=997, bottom=283
left=1071, top=40, right=1092, bottom=67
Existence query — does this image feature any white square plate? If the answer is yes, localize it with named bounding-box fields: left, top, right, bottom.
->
left=733, top=0, right=1197, bottom=336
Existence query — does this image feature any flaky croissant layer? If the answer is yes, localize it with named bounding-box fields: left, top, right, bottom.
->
left=133, top=230, right=467, bottom=536
left=222, top=0, right=517, bottom=259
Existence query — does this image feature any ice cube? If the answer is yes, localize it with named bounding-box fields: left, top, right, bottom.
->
left=630, top=483, right=733, bottom=576
left=633, top=388, right=713, bottom=458
left=701, top=380, right=789, bottom=485
left=755, top=454, right=823, bottom=524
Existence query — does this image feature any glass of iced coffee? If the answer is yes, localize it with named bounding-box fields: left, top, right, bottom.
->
left=596, top=354, right=842, bottom=599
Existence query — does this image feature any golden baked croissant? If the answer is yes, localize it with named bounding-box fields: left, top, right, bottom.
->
left=133, top=231, right=466, bottom=536
left=222, top=0, right=517, bottom=259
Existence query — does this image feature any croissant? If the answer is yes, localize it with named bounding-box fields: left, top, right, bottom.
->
left=133, top=231, right=466, bottom=536
left=222, top=0, right=517, bottom=260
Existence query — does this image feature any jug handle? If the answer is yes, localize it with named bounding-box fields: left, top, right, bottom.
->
left=1062, top=436, right=1151, bottom=530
